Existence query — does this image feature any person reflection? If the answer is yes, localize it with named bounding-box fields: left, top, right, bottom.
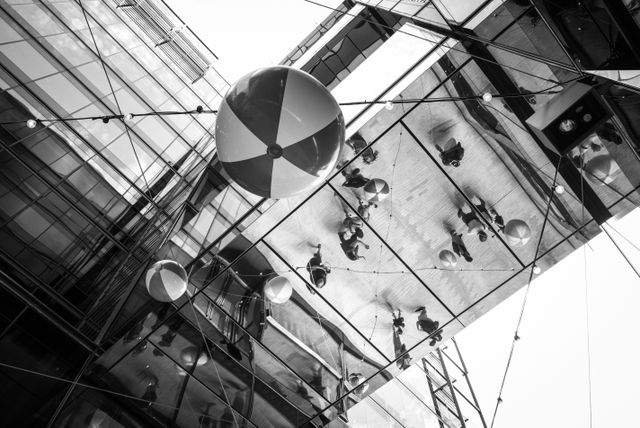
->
left=198, top=403, right=216, bottom=428
left=306, top=244, right=331, bottom=293
left=435, top=138, right=465, bottom=167
left=338, top=229, right=369, bottom=261
left=415, top=306, right=443, bottom=347
left=137, top=366, right=159, bottom=407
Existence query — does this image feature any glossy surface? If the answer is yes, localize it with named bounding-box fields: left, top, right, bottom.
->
left=216, top=66, right=344, bottom=198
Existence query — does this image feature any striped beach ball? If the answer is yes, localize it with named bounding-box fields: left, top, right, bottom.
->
left=584, top=154, right=620, bottom=185
left=264, top=275, right=292, bottom=304
left=438, top=249, right=457, bottom=267
left=145, top=260, right=188, bottom=302
left=363, top=178, right=390, bottom=202
left=215, top=66, right=345, bottom=198
left=504, top=219, right=531, bottom=247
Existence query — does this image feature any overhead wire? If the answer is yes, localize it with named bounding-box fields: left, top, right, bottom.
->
left=301, top=0, right=580, bottom=84
left=78, top=0, right=150, bottom=191
left=489, top=157, right=562, bottom=428
left=580, top=154, right=594, bottom=428
left=0, top=361, right=209, bottom=418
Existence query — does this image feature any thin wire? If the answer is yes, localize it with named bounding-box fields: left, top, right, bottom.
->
left=79, top=0, right=150, bottom=191
left=489, top=157, right=562, bottom=428
left=0, top=361, right=206, bottom=417
left=184, top=293, right=241, bottom=428
left=368, top=126, right=403, bottom=343
left=580, top=154, right=594, bottom=428
left=302, top=0, right=577, bottom=85
left=0, top=89, right=566, bottom=127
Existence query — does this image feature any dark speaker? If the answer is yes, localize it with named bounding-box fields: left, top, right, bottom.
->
left=526, top=82, right=611, bottom=155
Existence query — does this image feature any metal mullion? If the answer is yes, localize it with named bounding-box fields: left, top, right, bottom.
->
left=0, top=270, right=101, bottom=353
left=261, top=239, right=392, bottom=365
left=188, top=291, right=337, bottom=410
left=368, top=395, right=408, bottom=427
left=450, top=338, right=488, bottom=427
left=0, top=45, right=167, bottom=218
left=116, top=340, right=258, bottom=427
left=394, top=376, right=456, bottom=428
left=297, top=213, right=601, bottom=426
left=104, top=289, right=329, bottom=419
left=2, top=239, right=100, bottom=330
left=415, top=356, right=482, bottom=416
left=71, top=0, right=218, bottom=145
left=436, top=348, right=466, bottom=427
left=184, top=199, right=267, bottom=270
left=0, top=147, right=138, bottom=255
left=172, top=307, right=317, bottom=423
left=399, top=120, right=526, bottom=268
left=0, top=130, right=130, bottom=253
left=103, top=0, right=223, bottom=114
left=422, top=357, right=447, bottom=428
left=328, top=181, right=461, bottom=319
left=3, top=5, right=195, bottom=192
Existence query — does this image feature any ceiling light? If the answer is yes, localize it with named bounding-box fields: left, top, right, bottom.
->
left=558, top=119, right=576, bottom=133
left=482, top=92, right=493, bottom=102
left=26, top=119, right=37, bottom=129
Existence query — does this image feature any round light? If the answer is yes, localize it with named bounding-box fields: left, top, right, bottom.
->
left=558, top=119, right=576, bottom=133
left=124, top=113, right=134, bottom=121
left=215, top=66, right=344, bottom=198
left=554, top=184, right=565, bottom=194
left=582, top=113, right=593, bottom=123
left=532, top=265, right=542, bottom=274
left=384, top=101, right=394, bottom=110
left=482, top=92, right=493, bottom=102
left=26, top=119, right=37, bottom=129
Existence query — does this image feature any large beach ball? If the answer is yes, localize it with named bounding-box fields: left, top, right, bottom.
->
left=504, top=219, right=531, bottom=246
left=180, top=346, right=209, bottom=367
left=264, top=275, right=292, bottom=304
left=215, top=66, right=344, bottom=198
left=145, top=260, right=188, bottom=302
left=438, top=250, right=457, bottom=267
left=584, top=154, right=620, bottom=185
left=363, top=178, right=390, bottom=202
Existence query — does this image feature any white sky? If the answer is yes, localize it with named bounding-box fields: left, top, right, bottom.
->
left=167, top=2, right=640, bottom=426
left=457, top=209, right=640, bottom=428
left=167, top=0, right=342, bottom=81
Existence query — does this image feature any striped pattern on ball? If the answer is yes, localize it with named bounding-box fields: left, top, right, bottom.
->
left=438, top=249, right=457, bottom=267
left=145, top=260, right=188, bottom=302
left=215, top=66, right=344, bottom=198
left=504, top=219, right=531, bottom=247
left=363, top=178, right=390, bottom=203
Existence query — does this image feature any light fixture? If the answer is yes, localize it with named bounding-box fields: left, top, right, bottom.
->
left=532, top=265, right=542, bottom=274
left=482, top=92, right=493, bottom=102
left=26, top=119, right=37, bottom=129
left=554, top=184, right=565, bottom=194
left=124, top=113, right=134, bottom=121
left=558, top=118, right=576, bottom=133
left=384, top=101, right=394, bottom=110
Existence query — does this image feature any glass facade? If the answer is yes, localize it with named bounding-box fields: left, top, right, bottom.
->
left=1, top=0, right=640, bottom=427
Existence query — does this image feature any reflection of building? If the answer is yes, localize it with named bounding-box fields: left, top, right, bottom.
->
left=3, top=1, right=640, bottom=427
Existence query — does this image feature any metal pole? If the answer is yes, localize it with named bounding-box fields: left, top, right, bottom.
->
left=452, top=337, right=488, bottom=428
left=437, top=348, right=466, bottom=428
